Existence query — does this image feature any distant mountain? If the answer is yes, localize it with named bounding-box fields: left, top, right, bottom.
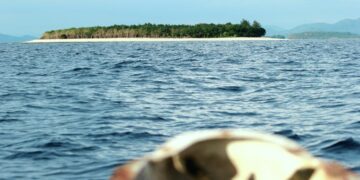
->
left=289, top=18, right=360, bottom=34
left=288, top=32, right=360, bottom=39
left=0, top=34, right=36, bottom=43
left=265, top=18, right=360, bottom=37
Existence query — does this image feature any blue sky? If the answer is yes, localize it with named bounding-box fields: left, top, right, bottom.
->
left=1, top=0, right=359, bottom=36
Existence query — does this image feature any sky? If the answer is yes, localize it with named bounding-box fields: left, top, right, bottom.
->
left=1, top=0, right=359, bottom=36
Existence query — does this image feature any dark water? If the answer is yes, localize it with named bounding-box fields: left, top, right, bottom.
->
left=1, top=40, right=360, bottom=179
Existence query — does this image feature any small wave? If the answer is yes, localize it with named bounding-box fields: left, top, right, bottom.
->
left=87, top=131, right=167, bottom=139
left=281, top=69, right=306, bottom=72
left=70, top=146, right=99, bottom=152
left=112, top=60, right=136, bottom=68
left=5, top=150, right=63, bottom=160
left=117, top=131, right=167, bottom=138
left=44, top=161, right=120, bottom=179
left=194, top=121, right=240, bottom=129
left=322, top=138, right=360, bottom=152
left=16, top=72, right=31, bottom=75
left=100, top=115, right=123, bottom=120
left=5, top=150, right=43, bottom=159
left=0, top=93, right=24, bottom=98
left=348, top=121, right=360, bottom=130
left=216, top=86, right=246, bottom=92
left=266, top=60, right=300, bottom=65
left=0, top=118, right=21, bottom=123
left=91, top=52, right=104, bottom=56
left=239, top=77, right=281, bottom=83
left=272, top=122, right=289, bottom=127
left=33, top=138, right=99, bottom=153
left=34, top=73, right=49, bottom=77
left=249, top=122, right=267, bottom=126
left=144, top=116, right=171, bottom=121
left=132, top=65, right=160, bottom=73
left=37, top=141, right=74, bottom=149
left=319, top=104, right=346, bottom=109
left=71, top=67, right=92, bottom=72
left=348, top=109, right=360, bottom=114
left=283, top=60, right=300, bottom=65
left=214, top=111, right=259, bottom=117
left=195, top=124, right=237, bottom=129
left=128, top=54, right=140, bottom=58
left=24, top=104, right=47, bottom=110
left=70, top=162, right=119, bottom=175
left=117, top=115, right=172, bottom=122
left=274, top=129, right=302, bottom=141
left=351, top=166, right=360, bottom=173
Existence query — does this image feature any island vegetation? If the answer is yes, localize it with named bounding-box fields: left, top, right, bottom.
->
left=41, top=20, right=266, bottom=39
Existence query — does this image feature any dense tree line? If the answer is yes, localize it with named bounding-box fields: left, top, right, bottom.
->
left=41, top=20, right=266, bottom=39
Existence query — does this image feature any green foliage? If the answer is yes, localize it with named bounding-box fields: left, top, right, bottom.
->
left=60, top=34, right=67, bottom=39
left=41, top=21, right=266, bottom=39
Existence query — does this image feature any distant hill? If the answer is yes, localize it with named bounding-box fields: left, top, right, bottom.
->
left=265, top=18, right=360, bottom=37
left=288, top=32, right=360, bottom=39
left=0, top=34, right=36, bottom=43
left=289, top=18, right=360, bottom=34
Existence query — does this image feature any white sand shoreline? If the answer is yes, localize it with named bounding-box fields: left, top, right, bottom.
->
left=26, top=37, right=285, bottom=43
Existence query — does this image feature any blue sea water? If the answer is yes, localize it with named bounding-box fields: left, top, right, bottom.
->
left=0, top=40, right=360, bottom=179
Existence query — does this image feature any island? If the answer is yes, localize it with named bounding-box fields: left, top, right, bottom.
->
left=41, top=20, right=266, bottom=39
left=27, top=20, right=286, bottom=43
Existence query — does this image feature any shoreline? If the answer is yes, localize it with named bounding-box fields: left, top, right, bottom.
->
left=26, top=37, right=285, bottom=43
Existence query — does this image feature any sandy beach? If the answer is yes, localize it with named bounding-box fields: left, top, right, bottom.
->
left=26, top=37, right=284, bottom=43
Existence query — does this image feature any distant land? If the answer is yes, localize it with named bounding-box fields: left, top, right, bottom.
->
left=288, top=32, right=360, bottom=39
left=6, top=18, right=360, bottom=42
left=266, top=18, right=360, bottom=39
left=41, top=20, right=266, bottom=39
left=0, top=34, right=36, bottom=43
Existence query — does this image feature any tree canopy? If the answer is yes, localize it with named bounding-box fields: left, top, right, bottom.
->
left=41, top=20, right=266, bottom=39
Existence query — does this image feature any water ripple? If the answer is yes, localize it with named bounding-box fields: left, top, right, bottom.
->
left=322, top=138, right=360, bottom=153
left=1, top=40, right=360, bottom=179
left=274, top=130, right=302, bottom=141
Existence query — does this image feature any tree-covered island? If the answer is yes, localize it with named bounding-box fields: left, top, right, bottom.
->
left=41, top=20, right=266, bottom=39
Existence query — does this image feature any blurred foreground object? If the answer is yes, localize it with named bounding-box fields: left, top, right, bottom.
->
left=111, top=130, right=359, bottom=180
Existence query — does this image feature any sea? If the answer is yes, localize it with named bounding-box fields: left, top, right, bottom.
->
left=0, top=40, right=360, bottom=179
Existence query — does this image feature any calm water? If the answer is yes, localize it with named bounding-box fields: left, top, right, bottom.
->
left=0, top=40, right=360, bottom=179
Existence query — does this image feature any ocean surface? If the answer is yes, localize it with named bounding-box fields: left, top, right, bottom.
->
left=0, top=40, right=360, bottom=179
